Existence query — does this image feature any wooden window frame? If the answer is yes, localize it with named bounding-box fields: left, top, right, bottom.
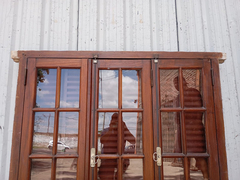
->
left=9, top=51, right=228, bottom=180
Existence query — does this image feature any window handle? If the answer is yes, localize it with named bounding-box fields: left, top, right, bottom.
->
left=153, top=147, right=162, bottom=166
left=90, top=148, right=99, bottom=167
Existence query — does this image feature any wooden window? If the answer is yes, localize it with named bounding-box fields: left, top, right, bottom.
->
left=10, top=51, right=228, bottom=180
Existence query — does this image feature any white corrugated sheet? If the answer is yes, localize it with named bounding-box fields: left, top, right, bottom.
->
left=0, top=0, right=239, bottom=179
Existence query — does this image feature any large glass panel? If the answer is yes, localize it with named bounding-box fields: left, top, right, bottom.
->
left=57, top=112, right=78, bottom=154
left=122, top=70, right=142, bottom=108
left=188, top=158, right=209, bottom=180
left=182, top=69, right=203, bottom=107
left=122, top=113, right=142, bottom=154
left=185, top=113, right=206, bottom=153
left=56, top=158, right=77, bottom=180
left=32, top=112, right=54, bottom=154
left=98, top=112, right=118, bottom=155
left=31, top=159, right=51, bottom=180
left=160, top=70, right=179, bottom=108
left=60, top=69, right=80, bottom=108
left=98, top=159, right=118, bottom=180
left=99, top=70, right=118, bottom=108
left=163, top=158, right=184, bottom=180
left=36, top=69, right=57, bottom=108
left=123, top=159, right=143, bottom=180
left=161, top=112, right=182, bottom=153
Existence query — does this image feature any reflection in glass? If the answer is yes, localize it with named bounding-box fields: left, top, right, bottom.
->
left=123, top=159, right=143, bottom=180
left=60, top=69, right=80, bottom=108
left=189, top=158, right=209, bottom=180
left=122, top=113, right=142, bottom=154
left=36, top=69, right=57, bottom=108
left=185, top=113, right=206, bottom=153
left=160, top=70, right=179, bottom=107
left=98, top=112, right=118, bottom=154
left=161, top=112, right=182, bottom=153
left=32, top=112, right=54, bottom=154
left=182, top=69, right=202, bottom=107
left=57, top=112, right=78, bottom=154
left=98, top=159, right=118, bottom=180
left=122, top=70, right=142, bottom=108
left=163, top=158, right=184, bottom=180
left=99, top=70, right=118, bottom=108
left=56, top=158, right=77, bottom=179
left=31, top=159, right=51, bottom=180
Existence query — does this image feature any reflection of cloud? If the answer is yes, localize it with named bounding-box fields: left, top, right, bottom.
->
left=43, top=78, right=49, bottom=84
left=60, top=101, right=79, bottom=108
left=99, top=70, right=140, bottom=108
left=37, top=90, right=50, bottom=98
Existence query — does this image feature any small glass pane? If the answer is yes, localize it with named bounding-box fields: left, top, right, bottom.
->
left=57, top=112, right=78, bottom=154
left=122, top=70, right=142, bottom=108
left=32, top=112, right=54, bottom=154
left=123, top=159, right=143, bottom=179
left=99, top=70, right=118, bottom=108
left=98, top=112, right=118, bottom=154
left=60, top=69, right=80, bottom=108
left=36, top=69, right=57, bottom=108
left=56, top=158, right=77, bottom=179
left=160, top=70, right=179, bottom=108
left=98, top=159, right=118, bottom=180
left=183, top=69, right=203, bottom=107
left=123, top=113, right=142, bottom=154
left=185, top=113, right=206, bottom=153
left=189, top=158, right=209, bottom=180
left=161, top=112, right=182, bottom=153
left=163, top=158, right=184, bottom=180
left=31, top=159, right=51, bottom=180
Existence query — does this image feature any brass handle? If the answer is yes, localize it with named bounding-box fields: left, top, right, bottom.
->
left=153, top=147, right=161, bottom=166
left=90, top=148, right=99, bottom=167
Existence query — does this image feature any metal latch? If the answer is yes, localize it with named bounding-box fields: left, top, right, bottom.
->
left=90, top=148, right=99, bottom=167
left=153, top=147, right=161, bottom=166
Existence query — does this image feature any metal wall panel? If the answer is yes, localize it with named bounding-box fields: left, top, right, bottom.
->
left=0, top=0, right=240, bottom=179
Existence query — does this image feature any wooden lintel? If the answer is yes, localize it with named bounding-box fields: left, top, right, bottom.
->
left=11, top=51, right=20, bottom=63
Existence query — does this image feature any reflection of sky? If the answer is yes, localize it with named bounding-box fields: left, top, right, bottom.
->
left=99, top=70, right=140, bottom=108
left=36, top=69, right=57, bottom=108
left=34, top=112, right=54, bottom=133
left=60, top=69, right=80, bottom=108
left=59, top=112, right=78, bottom=134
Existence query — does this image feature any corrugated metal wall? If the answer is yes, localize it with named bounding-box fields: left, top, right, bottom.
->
left=0, top=0, right=239, bottom=179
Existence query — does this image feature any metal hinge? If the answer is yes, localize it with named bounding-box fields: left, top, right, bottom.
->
left=24, top=68, right=28, bottom=86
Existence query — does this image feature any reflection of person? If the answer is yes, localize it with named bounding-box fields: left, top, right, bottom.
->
left=98, top=113, right=135, bottom=179
left=173, top=77, right=209, bottom=179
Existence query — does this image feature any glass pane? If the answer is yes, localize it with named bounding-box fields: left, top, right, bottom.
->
left=36, top=69, right=57, bottom=108
left=99, top=70, right=118, bottom=108
left=31, top=159, right=51, bottom=180
left=57, top=112, right=78, bottom=154
left=98, top=159, right=118, bottom=180
left=60, top=69, right=80, bottom=108
left=160, top=70, right=179, bottom=108
left=122, top=70, right=142, bottom=108
left=161, top=112, right=182, bottom=153
left=182, top=69, right=203, bottom=107
left=98, top=112, right=118, bottom=155
left=123, top=113, right=142, bottom=154
left=123, top=159, right=143, bottom=180
left=56, top=158, right=77, bottom=180
left=189, top=158, right=209, bottom=180
left=185, top=113, right=206, bottom=153
left=32, top=112, right=54, bottom=154
left=163, top=158, right=184, bottom=180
